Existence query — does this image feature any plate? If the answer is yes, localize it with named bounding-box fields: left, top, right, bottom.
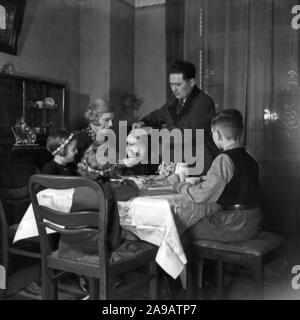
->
left=147, top=185, right=173, bottom=191
left=110, top=178, right=124, bottom=183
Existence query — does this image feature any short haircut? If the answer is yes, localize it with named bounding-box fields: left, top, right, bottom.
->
left=169, top=60, right=196, bottom=80
left=211, top=109, right=244, bottom=140
left=46, top=130, right=76, bottom=157
left=84, top=98, right=114, bottom=125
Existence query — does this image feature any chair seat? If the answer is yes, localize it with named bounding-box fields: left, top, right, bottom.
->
left=193, top=231, right=285, bottom=256
left=49, top=240, right=157, bottom=277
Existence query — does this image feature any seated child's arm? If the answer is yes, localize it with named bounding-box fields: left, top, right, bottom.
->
left=168, top=154, right=234, bottom=204
left=70, top=180, right=139, bottom=211
left=111, top=179, right=139, bottom=201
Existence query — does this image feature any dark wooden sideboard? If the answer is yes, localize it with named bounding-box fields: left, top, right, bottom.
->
left=0, top=73, right=66, bottom=140
left=0, top=74, right=66, bottom=227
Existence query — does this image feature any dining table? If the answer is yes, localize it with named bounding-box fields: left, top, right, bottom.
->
left=14, top=175, right=206, bottom=280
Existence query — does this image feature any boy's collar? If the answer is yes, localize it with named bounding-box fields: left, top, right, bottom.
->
left=223, top=141, right=241, bottom=151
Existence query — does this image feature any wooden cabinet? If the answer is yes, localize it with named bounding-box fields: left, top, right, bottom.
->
left=0, top=74, right=66, bottom=147
left=0, top=74, right=66, bottom=226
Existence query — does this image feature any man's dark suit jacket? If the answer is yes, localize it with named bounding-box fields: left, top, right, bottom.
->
left=141, top=85, right=219, bottom=175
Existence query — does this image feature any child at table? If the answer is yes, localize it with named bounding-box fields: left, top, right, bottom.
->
left=26, top=131, right=78, bottom=295
left=42, top=130, right=78, bottom=176
left=167, top=109, right=263, bottom=242
left=43, top=137, right=139, bottom=292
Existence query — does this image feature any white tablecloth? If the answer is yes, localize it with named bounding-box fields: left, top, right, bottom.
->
left=14, top=186, right=188, bottom=279
left=118, top=193, right=187, bottom=279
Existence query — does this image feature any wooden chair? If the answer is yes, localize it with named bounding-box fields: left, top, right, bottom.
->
left=29, top=174, right=160, bottom=300
left=0, top=198, right=41, bottom=299
left=187, top=231, right=287, bottom=299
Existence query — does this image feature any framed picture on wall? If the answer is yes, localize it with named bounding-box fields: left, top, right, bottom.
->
left=0, top=0, right=26, bottom=55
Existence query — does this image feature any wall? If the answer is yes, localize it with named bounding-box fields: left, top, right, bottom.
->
left=79, top=0, right=110, bottom=129
left=134, top=4, right=166, bottom=118
left=79, top=0, right=135, bottom=131
left=110, top=0, right=134, bottom=129
left=79, top=0, right=166, bottom=127
left=0, top=0, right=80, bottom=129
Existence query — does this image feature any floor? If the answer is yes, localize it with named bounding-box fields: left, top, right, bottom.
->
left=5, top=235, right=300, bottom=300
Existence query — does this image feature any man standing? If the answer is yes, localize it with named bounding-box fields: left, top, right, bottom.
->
left=132, top=60, right=219, bottom=175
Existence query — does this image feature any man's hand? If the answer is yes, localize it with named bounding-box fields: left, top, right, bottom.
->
left=132, top=121, right=145, bottom=129
left=167, top=173, right=180, bottom=185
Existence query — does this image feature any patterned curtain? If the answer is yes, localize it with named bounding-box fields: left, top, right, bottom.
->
left=184, top=0, right=300, bottom=149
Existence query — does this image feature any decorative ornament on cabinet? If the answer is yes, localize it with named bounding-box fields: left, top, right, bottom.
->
left=11, top=117, right=37, bottom=146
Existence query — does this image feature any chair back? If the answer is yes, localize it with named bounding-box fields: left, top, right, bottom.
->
left=29, top=174, right=109, bottom=267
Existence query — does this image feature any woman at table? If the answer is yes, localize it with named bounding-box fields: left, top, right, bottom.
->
left=75, top=98, right=114, bottom=164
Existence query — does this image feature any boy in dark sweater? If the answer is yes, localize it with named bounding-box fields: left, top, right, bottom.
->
left=168, top=109, right=263, bottom=242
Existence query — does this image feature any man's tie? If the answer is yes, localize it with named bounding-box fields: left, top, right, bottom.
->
left=177, top=99, right=184, bottom=115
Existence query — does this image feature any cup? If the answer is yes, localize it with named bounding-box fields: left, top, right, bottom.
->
left=175, top=163, right=189, bottom=182
left=185, top=177, right=201, bottom=185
